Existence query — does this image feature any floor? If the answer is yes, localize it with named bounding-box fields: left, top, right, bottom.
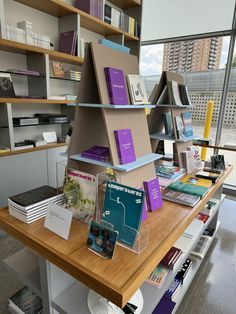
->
left=0, top=197, right=236, bottom=314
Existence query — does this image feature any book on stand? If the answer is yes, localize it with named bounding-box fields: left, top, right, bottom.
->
left=143, top=177, right=163, bottom=211
left=114, top=128, right=136, bottom=164
left=126, top=74, right=148, bottom=105
left=104, top=67, right=129, bottom=105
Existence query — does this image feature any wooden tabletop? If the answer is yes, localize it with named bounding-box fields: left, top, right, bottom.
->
left=0, top=166, right=232, bottom=307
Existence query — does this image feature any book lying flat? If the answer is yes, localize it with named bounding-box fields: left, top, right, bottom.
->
left=161, top=188, right=200, bottom=207
left=152, top=296, right=176, bottom=314
left=183, top=219, right=204, bottom=239
left=168, top=181, right=209, bottom=198
left=180, top=175, right=212, bottom=188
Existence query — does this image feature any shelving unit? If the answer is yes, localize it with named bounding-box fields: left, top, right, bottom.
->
left=0, top=98, right=75, bottom=104
left=3, top=247, right=41, bottom=297
left=141, top=196, right=223, bottom=314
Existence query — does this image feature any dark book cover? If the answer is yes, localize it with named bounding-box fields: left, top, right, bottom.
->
left=152, top=296, right=176, bottom=314
left=163, top=112, right=173, bottom=135
left=104, top=4, right=112, bottom=24
left=114, top=129, right=136, bottom=164
left=160, top=246, right=182, bottom=269
left=104, top=67, right=129, bottom=105
left=164, top=277, right=181, bottom=299
left=75, top=0, right=92, bottom=14
left=9, top=185, right=57, bottom=207
left=0, top=73, right=16, bottom=97
left=175, top=258, right=192, bottom=283
left=59, top=31, right=77, bottom=55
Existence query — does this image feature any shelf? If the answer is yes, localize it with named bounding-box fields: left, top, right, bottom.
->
left=71, top=103, right=155, bottom=109
left=0, top=70, right=43, bottom=78
left=140, top=198, right=222, bottom=314
left=0, top=38, right=83, bottom=65
left=13, top=1, right=139, bottom=41
left=70, top=152, right=162, bottom=172
left=172, top=221, right=221, bottom=314
left=50, top=76, right=80, bottom=82
left=0, top=121, right=70, bottom=128
left=52, top=281, right=90, bottom=314
left=0, top=143, right=67, bottom=157
left=0, top=97, right=75, bottom=104
left=155, top=104, right=192, bottom=108
left=150, top=132, right=199, bottom=143
left=3, top=248, right=41, bottom=297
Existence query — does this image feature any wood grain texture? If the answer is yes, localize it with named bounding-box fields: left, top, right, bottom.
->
left=0, top=98, right=76, bottom=104
left=0, top=38, right=83, bottom=65
left=0, top=143, right=67, bottom=158
left=0, top=166, right=232, bottom=307
left=13, top=0, right=139, bottom=40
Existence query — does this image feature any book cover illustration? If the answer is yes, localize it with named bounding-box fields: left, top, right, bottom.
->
left=102, top=181, right=144, bottom=248
left=175, top=116, right=184, bottom=139
left=0, top=73, right=16, bottom=97
left=9, top=286, right=42, bottom=314
left=114, top=128, right=136, bottom=164
left=144, top=177, right=163, bottom=211
left=181, top=175, right=212, bottom=188
left=126, top=74, right=148, bottom=105
left=146, top=266, right=168, bottom=288
left=63, top=169, right=97, bottom=223
left=168, top=181, right=208, bottom=198
left=51, top=62, right=65, bottom=78
left=164, top=277, right=181, bottom=299
left=104, top=67, right=129, bottom=105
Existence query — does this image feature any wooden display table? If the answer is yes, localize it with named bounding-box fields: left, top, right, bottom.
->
left=0, top=166, right=232, bottom=313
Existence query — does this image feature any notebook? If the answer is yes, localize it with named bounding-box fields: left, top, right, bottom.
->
left=161, top=188, right=200, bottom=207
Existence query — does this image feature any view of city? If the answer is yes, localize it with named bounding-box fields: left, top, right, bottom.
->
left=141, top=37, right=236, bottom=185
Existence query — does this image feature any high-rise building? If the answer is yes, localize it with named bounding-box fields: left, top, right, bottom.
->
left=162, top=37, right=223, bottom=73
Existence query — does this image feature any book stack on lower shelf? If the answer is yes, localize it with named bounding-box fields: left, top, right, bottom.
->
left=8, top=286, right=43, bottom=314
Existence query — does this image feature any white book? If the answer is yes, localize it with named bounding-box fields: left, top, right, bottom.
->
left=171, top=80, right=183, bottom=106
left=126, top=74, right=149, bottom=105
left=184, top=219, right=204, bottom=240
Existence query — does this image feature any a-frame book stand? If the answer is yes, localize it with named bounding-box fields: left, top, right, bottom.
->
left=148, top=71, right=193, bottom=167
left=68, top=42, right=161, bottom=187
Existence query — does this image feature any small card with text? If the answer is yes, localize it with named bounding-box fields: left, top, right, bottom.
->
left=44, top=203, right=73, bottom=240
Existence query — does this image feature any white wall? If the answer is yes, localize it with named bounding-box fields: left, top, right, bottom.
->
left=142, top=0, right=235, bottom=42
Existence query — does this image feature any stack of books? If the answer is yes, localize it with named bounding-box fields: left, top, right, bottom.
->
left=17, top=20, right=34, bottom=45
left=65, top=70, right=81, bottom=81
left=122, top=14, right=140, bottom=37
left=160, top=247, right=182, bottom=270
left=7, top=69, right=40, bottom=76
left=183, top=219, right=204, bottom=240
left=34, top=113, right=69, bottom=124
left=191, top=235, right=212, bottom=259
left=8, top=185, right=64, bottom=224
left=156, top=164, right=186, bottom=188
left=13, top=117, right=39, bottom=126
left=33, top=33, right=51, bottom=49
left=8, top=286, right=43, bottom=314
left=200, top=199, right=219, bottom=216
left=81, top=145, right=110, bottom=162
left=5, top=24, right=25, bottom=43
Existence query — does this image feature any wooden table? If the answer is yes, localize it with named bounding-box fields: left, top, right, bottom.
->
left=0, top=166, right=232, bottom=308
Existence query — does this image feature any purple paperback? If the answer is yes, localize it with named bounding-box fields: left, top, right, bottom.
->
left=81, top=145, right=110, bottom=161
left=144, top=177, right=163, bottom=211
left=59, top=31, right=77, bottom=55
left=114, top=129, right=136, bottom=164
left=104, top=67, right=129, bottom=105
left=137, top=186, right=148, bottom=221
left=152, top=296, right=176, bottom=314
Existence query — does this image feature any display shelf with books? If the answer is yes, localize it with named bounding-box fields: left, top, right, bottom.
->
left=70, top=152, right=162, bottom=172
left=3, top=248, right=41, bottom=297
left=172, top=221, right=221, bottom=314
left=69, top=103, right=155, bottom=109
left=140, top=196, right=223, bottom=314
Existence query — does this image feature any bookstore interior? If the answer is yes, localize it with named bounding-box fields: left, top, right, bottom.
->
left=0, top=0, right=236, bottom=313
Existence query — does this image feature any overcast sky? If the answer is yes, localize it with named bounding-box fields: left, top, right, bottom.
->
left=140, top=37, right=231, bottom=76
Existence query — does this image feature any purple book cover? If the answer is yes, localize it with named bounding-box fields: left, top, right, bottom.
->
left=75, top=0, right=92, bottom=14
left=81, top=146, right=110, bottom=161
left=114, top=129, right=136, bottom=164
left=137, top=186, right=148, bottom=221
left=144, top=177, right=163, bottom=211
left=59, top=31, right=77, bottom=55
left=104, top=67, right=129, bottom=105
left=152, top=296, right=176, bottom=314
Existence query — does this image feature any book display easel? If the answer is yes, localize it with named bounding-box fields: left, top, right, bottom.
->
left=68, top=42, right=162, bottom=187
left=148, top=71, right=197, bottom=167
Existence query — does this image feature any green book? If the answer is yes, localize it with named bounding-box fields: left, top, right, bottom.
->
left=168, top=181, right=208, bottom=198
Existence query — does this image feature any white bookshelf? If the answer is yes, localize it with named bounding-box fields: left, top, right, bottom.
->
left=140, top=197, right=224, bottom=314
left=3, top=247, right=41, bottom=297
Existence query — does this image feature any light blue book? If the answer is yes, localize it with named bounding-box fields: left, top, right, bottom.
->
left=98, top=39, right=130, bottom=54
left=102, top=181, right=144, bottom=248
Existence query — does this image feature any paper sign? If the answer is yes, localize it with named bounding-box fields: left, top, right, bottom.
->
left=44, top=203, right=73, bottom=240
left=43, top=131, right=57, bottom=143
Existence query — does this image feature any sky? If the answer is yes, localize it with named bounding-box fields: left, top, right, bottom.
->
left=140, top=37, right=231, bottom=77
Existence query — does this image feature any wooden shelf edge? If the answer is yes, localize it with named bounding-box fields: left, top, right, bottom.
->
left=0, top=38, right=83, bottom=65
left=0, top=143, right=67, bottom=157
left=0, top=98, right=76, bottom=104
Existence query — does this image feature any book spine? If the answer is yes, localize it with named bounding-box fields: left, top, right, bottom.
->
left=114, top=131, right=123, bottom=163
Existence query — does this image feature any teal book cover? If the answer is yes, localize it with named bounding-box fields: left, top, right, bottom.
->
left=168, top=181, right=208, bottom=198
left=102, top=181, right=145, bottom=248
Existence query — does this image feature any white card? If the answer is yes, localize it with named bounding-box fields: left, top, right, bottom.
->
left=44, top=203, right=73, bottom=240
left=43, top=131, right=57, bottom=143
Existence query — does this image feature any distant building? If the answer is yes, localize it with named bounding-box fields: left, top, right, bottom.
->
left=162, top=38, right=223, bottom=73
